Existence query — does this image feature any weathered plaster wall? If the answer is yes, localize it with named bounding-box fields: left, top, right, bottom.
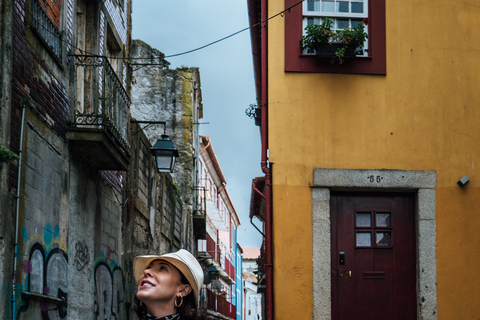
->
left=3, top=0, right=136, bottom=318
left=13, top=107, right=131, bottom=320
left=0, top=0, right=14, bottom=317
left=131, top=39, right=200, bottom=250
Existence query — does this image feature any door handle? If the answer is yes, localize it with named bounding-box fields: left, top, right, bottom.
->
left=339, top=270, right=352, bottom=278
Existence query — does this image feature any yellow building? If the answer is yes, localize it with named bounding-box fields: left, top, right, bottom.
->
left=247, top=0, right=480, bottom=319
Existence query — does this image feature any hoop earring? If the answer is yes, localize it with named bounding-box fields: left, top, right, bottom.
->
left=174, top=295, right=183, bottom=308
left=140, top=301, right=143, bottom=307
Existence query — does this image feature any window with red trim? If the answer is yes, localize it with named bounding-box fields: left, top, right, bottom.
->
left=285, top=0, right=385, bottom=74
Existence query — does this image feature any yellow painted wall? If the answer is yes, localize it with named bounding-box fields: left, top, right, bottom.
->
left=266, top=0, right=480, bottom=319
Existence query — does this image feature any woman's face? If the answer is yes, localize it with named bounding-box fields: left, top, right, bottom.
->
left=136, top=260, right=186, bottom=306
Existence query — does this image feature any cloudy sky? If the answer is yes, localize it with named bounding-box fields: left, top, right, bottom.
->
left=132, top=0, right=264, bottom=249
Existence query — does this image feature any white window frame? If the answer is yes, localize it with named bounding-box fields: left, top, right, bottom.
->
left=302, top=0, right=369, bottom=56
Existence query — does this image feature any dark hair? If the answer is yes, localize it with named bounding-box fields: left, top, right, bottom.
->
left=177, top=271, right=203, bottom=320
left=134, top=261, right=204, bottom=320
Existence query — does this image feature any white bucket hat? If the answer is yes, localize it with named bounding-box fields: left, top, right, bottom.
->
left=133, top=249, right=204, bottom=304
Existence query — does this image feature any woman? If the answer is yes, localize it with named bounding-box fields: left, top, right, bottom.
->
left=133, top=249, right=204, bottom=320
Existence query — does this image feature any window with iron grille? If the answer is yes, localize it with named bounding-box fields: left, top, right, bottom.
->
left=163, top=179, right=174, bottom=235
left=163, top=177, right=183, bottom=244
left=173, top=195, right=182, bottom=241
left=137, top=139, right=150, bottom=208
left=31, top=0, right=62, bottom=59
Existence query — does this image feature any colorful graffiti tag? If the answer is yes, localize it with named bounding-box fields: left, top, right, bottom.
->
left=94, top=252, right=129, bottom=319
left=15, top=225, right=130, bottom=319
left=18, top=224, right=68, bottom=320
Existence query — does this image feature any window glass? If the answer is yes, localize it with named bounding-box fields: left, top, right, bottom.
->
left=351, top=2, right=364, bottom=13
left=376, top=212, right=391, bottom=227
left=356, top=212, right=371, bottom=227
left=322, top=0, right=335, bottom=12
left=356, top=232, right=371, bottom=247
left=337, top=19, right=349, bottom=29
left=376, top=232, right=391, bottom=246
left=337, top=1, right=349, bottom=12
left=308, top=0, right=320, bottom=11
left=307, top=17, right=321, bottom=25
left=351, top=20, right=362, bottom=28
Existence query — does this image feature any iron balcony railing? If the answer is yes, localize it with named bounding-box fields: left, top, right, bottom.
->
left=201, top=288, right=236, bottom=319
left=194, top=186, right=207, bottom=215
left=72, top=54, right=130, bottom=155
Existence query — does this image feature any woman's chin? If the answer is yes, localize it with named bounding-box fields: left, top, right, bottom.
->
left=136, top=290, right=150, bottom=301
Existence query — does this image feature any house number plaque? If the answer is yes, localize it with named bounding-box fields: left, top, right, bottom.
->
left=367, top=175, right=384, bottom=183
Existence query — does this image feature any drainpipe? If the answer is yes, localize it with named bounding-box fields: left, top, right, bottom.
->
left=12, top=101, right=26, bottom=320
left=260, top=0, right=273, bottom=319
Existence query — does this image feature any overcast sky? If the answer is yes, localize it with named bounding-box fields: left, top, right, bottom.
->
left=132, top=0, right=264, bottom=249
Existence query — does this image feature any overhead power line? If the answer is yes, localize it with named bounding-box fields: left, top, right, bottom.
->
left=164, top=0, right=304, bottom=58
left=22, top=0, right=304, bottom=62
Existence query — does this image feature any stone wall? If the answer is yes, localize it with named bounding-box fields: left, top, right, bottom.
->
left=131, top=39, right=203, bottom=252
left=2, top=3, right=201, bottom=320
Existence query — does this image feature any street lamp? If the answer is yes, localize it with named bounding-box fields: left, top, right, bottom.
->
left=130, top=120, right=179, bottom=173
left=203, top=264, right=219, bottom=284
left=151, top=134, right=179, bottom=173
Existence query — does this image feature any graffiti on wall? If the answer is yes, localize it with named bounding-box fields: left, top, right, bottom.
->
left=74, top=239, right=91, bottom=278
left=14, top=225, right=130, bottom=319
left=94, top=251, right=129, bottom=320
left=18, top=224, right=68, bottom=320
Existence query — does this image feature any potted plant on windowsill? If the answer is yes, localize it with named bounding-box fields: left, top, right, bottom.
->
left=300, top=18, right=368, bottom=64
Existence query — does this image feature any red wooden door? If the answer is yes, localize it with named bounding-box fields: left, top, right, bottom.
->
left=331, top=192, right=417, bottom=320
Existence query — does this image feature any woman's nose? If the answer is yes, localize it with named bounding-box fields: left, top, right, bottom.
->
left=143, top=268, right=152, bottom=277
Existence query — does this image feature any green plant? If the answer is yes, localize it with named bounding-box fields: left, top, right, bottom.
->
left=338, top=20, right=368, bottom=48
left=0, top=145, right=19, bottom=163
left=300, top=18, right=368, bottom=63
left=300, top=18, right=337, bottom=50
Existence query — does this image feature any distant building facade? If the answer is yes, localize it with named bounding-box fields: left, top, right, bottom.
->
left=195, top=136, right=241, bottom=320
left=242, top=248, right=262, bottom=320
left=236, top=244, right=244, bottom=320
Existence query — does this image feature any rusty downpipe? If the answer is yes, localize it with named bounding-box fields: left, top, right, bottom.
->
left=260, top=0, right=273, bottom=319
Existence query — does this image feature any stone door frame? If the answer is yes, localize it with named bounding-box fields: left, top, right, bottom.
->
left=312, top=169, right=437, bottom=320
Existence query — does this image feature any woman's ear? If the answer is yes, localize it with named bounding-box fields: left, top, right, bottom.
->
left=180, top=284, right=192, bottom=297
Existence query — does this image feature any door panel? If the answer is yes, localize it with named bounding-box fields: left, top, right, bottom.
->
left=331, top=192, right=416, bottom=320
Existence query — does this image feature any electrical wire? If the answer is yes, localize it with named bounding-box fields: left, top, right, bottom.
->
left=165, top=0, right=304, bottom=58
left=21, top=0, right=304, bottom=63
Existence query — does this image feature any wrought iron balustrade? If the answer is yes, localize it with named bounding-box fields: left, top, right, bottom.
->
left=72, top=54, right=130, bottom=155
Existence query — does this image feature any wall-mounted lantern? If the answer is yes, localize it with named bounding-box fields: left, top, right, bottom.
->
left=204, top=264, right=219, bottom=284
left=131, top=120, right=179, bottom=173
left=151, top=134, right=179, bottom=173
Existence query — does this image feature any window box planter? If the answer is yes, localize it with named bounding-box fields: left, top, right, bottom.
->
left=300, top=18, right=368, bottom=65
left=315, top=43, right=356, bottom=64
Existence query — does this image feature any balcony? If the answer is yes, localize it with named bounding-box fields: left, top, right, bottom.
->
left=67, top=55, right=130, bottom=170
left=199, top=288, right=236, bottom=320
left=197, top=234, right=235, bottom=285
left=193, top=187, right=207, bottom=239
left=206, top=197, right=228, bottom=231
